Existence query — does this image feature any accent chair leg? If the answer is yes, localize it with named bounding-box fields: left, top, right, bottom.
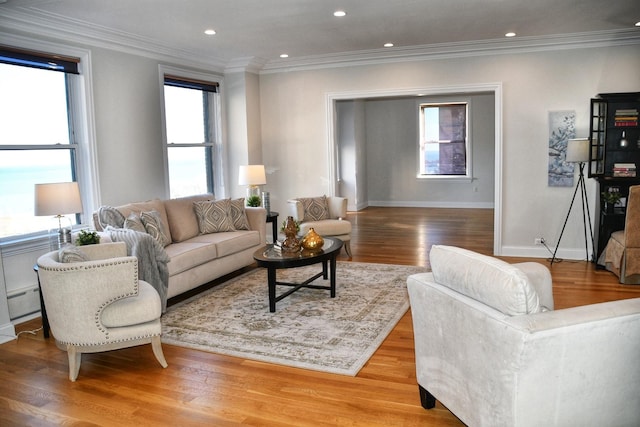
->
left=67, top=345, right=81, bottom=382
left=152, top=336, right=168, bottom=368
left=419, top=385, right=436, bottom=409
left=344, top=241, right=352, bottom=258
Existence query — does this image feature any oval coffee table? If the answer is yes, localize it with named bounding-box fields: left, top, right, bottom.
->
left=253, top=237, right=343, bottom=312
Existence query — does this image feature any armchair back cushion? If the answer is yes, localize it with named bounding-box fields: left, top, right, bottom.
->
left=430, top=245, right=541, bottom=315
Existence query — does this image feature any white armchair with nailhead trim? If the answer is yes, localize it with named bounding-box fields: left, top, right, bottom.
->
left=36, top=242, right=167, bottom=381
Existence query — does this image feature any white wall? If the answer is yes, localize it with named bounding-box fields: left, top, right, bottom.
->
left=361, top=93, right=494, bottom=207
left=259, top=44, right=640, bottom=258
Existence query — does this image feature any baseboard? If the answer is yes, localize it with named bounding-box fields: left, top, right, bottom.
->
left=368, top=200, right=494, bottom=209
left=0, top=321, right=16, bottom=344
left=501, top=245, right=593, bottom=262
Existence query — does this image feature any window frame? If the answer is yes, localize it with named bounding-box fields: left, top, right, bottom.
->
left=417, top=99, right=472, bottom=180
left=158, top=65, right=225, bottom=199
left=0, top=36, right=98, bottom=243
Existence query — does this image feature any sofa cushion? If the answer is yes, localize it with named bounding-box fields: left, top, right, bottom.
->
left=230, top=198, right=251, bottom=230
left=115, top=199, right=172, bottom=243
left=298, top=196, right=330, bottom=222
left=164, top=241, right=218, bottom=276
left=430, top=245, right=541, bottom=315
left=299, top=219, right=351, bottom=237
left=194, top=199, right=236, bottom=233
left=164, top=193, right=212, bottom=242
left=188, top=230, right=260, bottom=258
left=140, top=210, right=172, bottom=247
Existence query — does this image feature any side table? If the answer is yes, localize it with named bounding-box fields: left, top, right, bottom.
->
left=33, top=264, right=50, bottom=338
left=266, top=211, right=279, bottom=244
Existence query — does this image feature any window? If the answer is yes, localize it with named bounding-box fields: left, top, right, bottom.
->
left=419, top=102, right=470, bottom=177
left=0, top=47, right=82, bottom=239
left=162, top=73, right=221, bottom=198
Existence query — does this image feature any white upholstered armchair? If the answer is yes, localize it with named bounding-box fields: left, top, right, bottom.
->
left=287, top=195, right=352, bottom=257
left=407, top=245, right=640, bottom=427
left=36, top=242, right=168, bottom=381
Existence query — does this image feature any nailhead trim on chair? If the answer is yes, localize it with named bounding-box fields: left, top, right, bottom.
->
left=58, top=332, right=161, bottom=347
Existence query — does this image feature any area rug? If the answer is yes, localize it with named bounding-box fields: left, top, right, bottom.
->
left=161, top=262, right=427, bottom=376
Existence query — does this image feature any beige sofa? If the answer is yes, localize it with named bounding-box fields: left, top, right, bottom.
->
left=93, top=194, right=266, bottom=299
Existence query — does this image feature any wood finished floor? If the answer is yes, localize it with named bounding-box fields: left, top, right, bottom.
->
left=3, top=207, right=639, bottom=426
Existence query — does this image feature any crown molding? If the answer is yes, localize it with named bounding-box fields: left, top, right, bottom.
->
left=0, top=7, right=228, bottom=73
left=1, top=6, right=638, bottom=75
left=259, top=28, right=640, bottom=74
left=224, top=57, right=268, bottom=75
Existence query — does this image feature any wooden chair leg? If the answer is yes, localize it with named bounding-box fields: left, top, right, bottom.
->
left=67, top=345, right=81, bottom=382
left=152, top=336, right=168, bottom=368
left=344, top=241, right=352, bottom=258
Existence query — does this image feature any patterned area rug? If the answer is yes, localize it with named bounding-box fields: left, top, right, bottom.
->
left=161, top=262, right=427, bottom=376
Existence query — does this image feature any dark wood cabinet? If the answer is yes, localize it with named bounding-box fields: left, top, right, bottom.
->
left=588, top=93, right=640, bottom=265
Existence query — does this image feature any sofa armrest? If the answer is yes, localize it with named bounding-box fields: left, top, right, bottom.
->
left=245, top=207, right=267, bottom=244
left=327, top=197, right=347, bottom=219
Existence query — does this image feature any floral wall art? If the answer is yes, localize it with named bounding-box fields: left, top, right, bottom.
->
left=548, top=110, right=576, bottom=187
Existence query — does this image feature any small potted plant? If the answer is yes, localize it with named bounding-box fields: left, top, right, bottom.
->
left=246, top=195, right=261, bottom=207
left=76, top=229, right=100, bottom=246
left=601, top=190, right=621, bottom=213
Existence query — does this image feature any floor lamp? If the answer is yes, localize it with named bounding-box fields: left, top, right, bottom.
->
left=551, top=138, right=595, bottom=266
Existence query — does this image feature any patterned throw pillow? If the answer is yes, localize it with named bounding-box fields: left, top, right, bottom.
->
left=298, top=196, right=330, bottom=222
left=140, top=210, right=172, bottom=246
left=193, top=199, right=236, bottom=234
left=124, top=213, right=147, bottom=233
left=59, top=245, right=89, bottom=263
left=230, top=198, right=251, bottom=230
left=97, top=205, right=125, bottom=229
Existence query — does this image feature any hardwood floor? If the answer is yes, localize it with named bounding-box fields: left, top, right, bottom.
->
left=3, top=207, right=639, bottom=426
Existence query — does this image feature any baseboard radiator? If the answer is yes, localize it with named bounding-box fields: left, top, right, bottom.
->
left=7, top=286, right=40, bottom=321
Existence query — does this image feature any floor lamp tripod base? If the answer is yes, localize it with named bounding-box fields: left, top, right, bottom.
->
left=550, top=162, right=594, bottom=266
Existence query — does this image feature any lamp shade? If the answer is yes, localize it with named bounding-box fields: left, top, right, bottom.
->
left=238, top=165, right=266, bottom=186
left=34, top=182, right=83, bottom=216
left=565, top=138, right=590, bottom=163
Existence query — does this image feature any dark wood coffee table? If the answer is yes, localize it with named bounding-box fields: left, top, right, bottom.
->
left=253, top=237, right=343, bottom=312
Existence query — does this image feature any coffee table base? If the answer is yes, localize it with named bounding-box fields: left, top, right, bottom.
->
left=267, top=258, right=337, bottom=312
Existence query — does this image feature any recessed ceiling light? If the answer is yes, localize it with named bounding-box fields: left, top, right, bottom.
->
left=280, top=54, right=289, bottom=58
left=204, top=29, right=216, bottom=35
left=384, top=43, right=394, bottom=47
left=333, top=10, right=346, bottom=17
left=505, top=32, right=516, bottom=37
left=635, top=21, right=640, bottom=27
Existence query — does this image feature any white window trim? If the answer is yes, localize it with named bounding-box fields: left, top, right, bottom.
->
left=416, top=97, right=473, bottom=181
left=157, top=64, right=227, bottom=198
left=0, top=32, right=100, bottom=242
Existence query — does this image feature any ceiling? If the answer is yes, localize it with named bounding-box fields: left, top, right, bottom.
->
left=1, top=0, right=639, bottom=71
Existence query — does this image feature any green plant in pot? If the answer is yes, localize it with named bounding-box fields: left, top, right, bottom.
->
left=246, top=195, right=261, bottom=207
left=601, top=191, right=621, bottom=213
left=76, top=230, right=100, bottom=246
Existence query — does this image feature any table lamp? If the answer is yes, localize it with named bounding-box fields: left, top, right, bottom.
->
left=34, top=182, right=83, bottom=249
left=238, top=165, right=266, bottom=204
